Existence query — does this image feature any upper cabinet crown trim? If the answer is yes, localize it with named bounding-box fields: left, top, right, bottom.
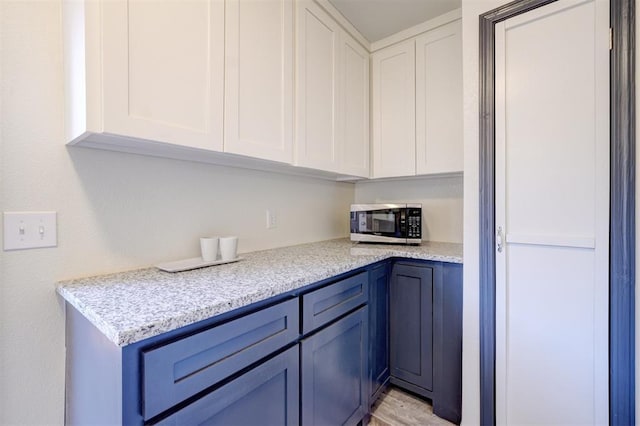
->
left=370, top=8, right=462, bottom=52
left=313, top=0, right=371, bottom=51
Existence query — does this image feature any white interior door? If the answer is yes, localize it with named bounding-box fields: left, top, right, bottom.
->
left=495, top=1, right=609, bottom=424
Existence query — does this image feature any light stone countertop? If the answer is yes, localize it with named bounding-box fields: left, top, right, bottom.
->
left=56, top=238, right=462, bottom=347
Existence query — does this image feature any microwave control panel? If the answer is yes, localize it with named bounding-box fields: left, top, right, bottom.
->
left=407, top=208, right=422, bottom=239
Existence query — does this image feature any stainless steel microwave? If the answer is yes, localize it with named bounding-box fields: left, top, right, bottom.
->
left=350, top=204, right=422, bottom=245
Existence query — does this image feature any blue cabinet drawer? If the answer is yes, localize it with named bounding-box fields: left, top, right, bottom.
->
left=155, top=346, right=300, bottom=426
left=302, top=271, right=368, bottom=334
left=142, top=298, right=299, bottom=420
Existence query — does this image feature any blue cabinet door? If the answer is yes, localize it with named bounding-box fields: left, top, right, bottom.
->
left=369, top=262, right=390, bottom=402
left=301, top=307, right=369, bottom=426
left=390, top=262, right=433, bottom=392
left=155, top=346, right=299, bottom=425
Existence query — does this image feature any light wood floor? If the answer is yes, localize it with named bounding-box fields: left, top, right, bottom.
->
left=369, top=387, right=456, bottom=426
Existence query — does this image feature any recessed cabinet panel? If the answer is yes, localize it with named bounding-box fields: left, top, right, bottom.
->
left=102, top=0, right=224, bottom=150
left=371, top=40, right=416, bottom=178
left=224, top=0, right=293, bottom=163
left=341, top=36, right=370, bottom=177
left=295, top=1, right=339, bottom=171
left=127, top=2, right=207, bottom=131
left=390, top=262, right=433, bottom=391
left=416, top=20, right=463, bottom=175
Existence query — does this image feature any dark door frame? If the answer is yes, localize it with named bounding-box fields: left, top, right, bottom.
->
left=478, top=0, right=635, bottom=425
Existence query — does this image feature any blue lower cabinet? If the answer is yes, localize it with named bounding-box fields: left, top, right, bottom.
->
left=388, top=260, right=463, bottom=425
left=154, top=346, right=300, bottom=426
left=369, top=262, right=390, bottom=402
left=432, top=262, right=463, bottom=424
left=142, top=299, right=299, bottom=419
left=301, top=307, right=369, bottom=426
left=390, top=262, right=434, bottom=392
left=66, top=261, right=462, bottom=426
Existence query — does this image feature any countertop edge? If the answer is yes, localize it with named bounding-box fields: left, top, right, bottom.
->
left=57, top=240, right=462, bottom=347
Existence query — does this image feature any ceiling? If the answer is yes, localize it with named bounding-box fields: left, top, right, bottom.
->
left=328, top=0, right=461, bottom=42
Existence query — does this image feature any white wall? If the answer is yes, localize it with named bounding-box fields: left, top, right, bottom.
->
left=354, top=175, right=463, bottom=243
left=0, top=1, right=354, bottom=424
left=460, top=0, right=510, bottom=424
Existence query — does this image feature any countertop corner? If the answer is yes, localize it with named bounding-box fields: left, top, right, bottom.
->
left=57, top=238, right=462, bottom=346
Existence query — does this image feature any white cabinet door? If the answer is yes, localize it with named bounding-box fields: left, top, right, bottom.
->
left=295, top=0, right=340, bottom=172
left=339, top=33, right=370, bottom=178
left=371, top=39, right=416, bottom=178
left=101, top=0, right=224, bottom=151
left=224, top=0, right=294, bottom=164
left=296, top=0, right=369, bottom=177
left=415, top=20, right=462, bottom=175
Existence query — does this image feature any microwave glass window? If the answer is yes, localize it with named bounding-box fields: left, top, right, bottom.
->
left=357, top=211, right=398, bottom=234
left=372, top=213, right=395, bottom=233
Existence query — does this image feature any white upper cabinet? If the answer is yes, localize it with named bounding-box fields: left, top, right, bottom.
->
left=371, top=39, right=416, bottom=178
left=101, top=0, right=224, bottom=150
left=339, top=33, right=370, bottom=177
left=371, top=17, right=462, bottom=179
left=295, top=0, right=370, bottom=177
left=295, top=0, right=341, bottom=172
left=415, top=20, right=462, bottom=175
left=64, top=1, right=459, bottom=180
left=224, top=0, right=294, bottom=164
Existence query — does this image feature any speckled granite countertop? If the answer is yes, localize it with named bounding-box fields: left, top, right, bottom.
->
left=57, top=239, right=462, bottom=347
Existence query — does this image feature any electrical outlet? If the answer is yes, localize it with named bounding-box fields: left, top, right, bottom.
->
left=266, top=210, right=277, bottom=229
left=3, top=211, right=57, bottom=250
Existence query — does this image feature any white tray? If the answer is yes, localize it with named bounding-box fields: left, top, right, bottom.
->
left=155, top=256, right=243, bottom=273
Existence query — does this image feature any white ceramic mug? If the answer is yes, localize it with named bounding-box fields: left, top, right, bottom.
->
left=200, top=237, right=219, bottom=262
left=219, top=236, right=238, bottom=261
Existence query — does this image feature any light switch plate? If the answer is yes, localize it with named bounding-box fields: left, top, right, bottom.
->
left=3, top=211, right=57, bottom=250
left=266, top=209, right=277, bottom=229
